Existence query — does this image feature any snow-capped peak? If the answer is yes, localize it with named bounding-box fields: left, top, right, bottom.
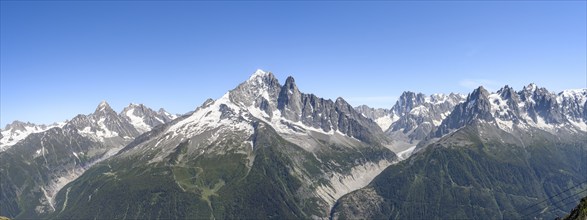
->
left=229, top=69, right=281, bottom=110
left=166, top=70, right=386, bottom=153
left=168, top=92, right=254, bottom=139
left=158, top=108, right=178, bottom=120
left=244, top=69, right=279, bottom=91
left=1, top=121, right=64, bottom=151
left=123, top=107, right=151, bottom=133
left=435, top=84, right=587, bottom=136
left=4, top=120, right=34, bottom=131
left=127, top=103, right=140, bottom=107
left=249, top=69, right=270, bottom=80
left=524, top=83, right=538, bottom=93
left=94, top=100, right=114, bottom=114
left=98, top=100, right=109, bottom=108
left=119, top=103, right=177, bottom=133
left=559, top=89, right=587, bottom=105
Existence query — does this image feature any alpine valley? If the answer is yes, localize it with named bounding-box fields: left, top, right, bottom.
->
left=1, top=70, right=585, bottom=219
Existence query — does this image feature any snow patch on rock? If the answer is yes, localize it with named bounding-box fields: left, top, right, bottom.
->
left=0, top=123, right=63, bottom=151
left=374, top=114, right=399, bottom=131
left=125, top=108, right=152, bottom=133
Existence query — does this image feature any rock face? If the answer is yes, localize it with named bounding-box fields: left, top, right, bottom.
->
left=355, top=91, right=465, bottom=148
left=354, top=105, right=392, bottom=123
left=231, top=71, right=386, bottom=144
left=434, top=86, right=494, bottom=137
left=389, top=92, right=465, bottom=141
left=120, top=104, right=176, bottom=133
left=67, top=101, right=140, bottom=143
left=0, top=102, right=176, bottom=219
left=434, top=84, right=587, bottom=139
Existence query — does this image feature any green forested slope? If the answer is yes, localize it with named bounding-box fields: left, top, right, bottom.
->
left=333, top=126, right=587, bottom=219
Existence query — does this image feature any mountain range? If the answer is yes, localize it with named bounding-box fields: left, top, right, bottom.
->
left=337, top=85, right=587, bottom=219
left=1, top=69, right=585, bottom=219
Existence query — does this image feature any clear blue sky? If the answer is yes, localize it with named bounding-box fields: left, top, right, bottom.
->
left=1, top=1, right=586, bottom=127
